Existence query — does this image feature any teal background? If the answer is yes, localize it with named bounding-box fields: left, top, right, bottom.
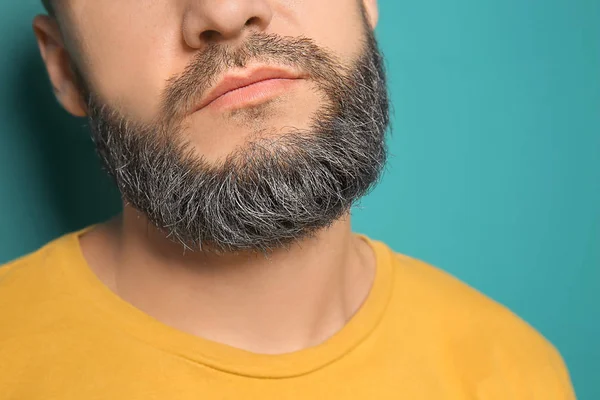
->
left=1, top=0, right=598, bottom=398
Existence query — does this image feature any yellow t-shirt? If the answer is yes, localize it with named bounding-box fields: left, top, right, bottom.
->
left=0, top=229, right=575, bottom=399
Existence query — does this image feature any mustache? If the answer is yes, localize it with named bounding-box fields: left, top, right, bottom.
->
left=159, top=32, right=348, bottom=122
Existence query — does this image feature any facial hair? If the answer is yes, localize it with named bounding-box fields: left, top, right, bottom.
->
left=82, top=24, right=390, bottom=254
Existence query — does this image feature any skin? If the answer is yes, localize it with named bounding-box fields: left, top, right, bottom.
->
left=32, top=0, right=380, bottom=354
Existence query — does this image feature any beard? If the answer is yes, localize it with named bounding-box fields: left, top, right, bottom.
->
left=81, top=22, right=390, bottom=254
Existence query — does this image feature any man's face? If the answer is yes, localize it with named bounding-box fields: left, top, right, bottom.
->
left=63, top=0, right=376, bottom=162
left=42, top=0, right=390, bottom=253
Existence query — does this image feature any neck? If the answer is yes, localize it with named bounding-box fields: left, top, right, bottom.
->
left=80, top=206, right=376, bottom=355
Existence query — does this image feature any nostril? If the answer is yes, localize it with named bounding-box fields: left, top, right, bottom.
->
left=245, top=16, right=259, bottom=27
left=201, top=29, right=220, bottom=41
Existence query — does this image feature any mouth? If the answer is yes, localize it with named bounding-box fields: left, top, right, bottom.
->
left=194, top=66, right=307, bottom=112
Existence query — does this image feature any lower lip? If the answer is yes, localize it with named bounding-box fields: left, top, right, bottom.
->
left=202, top=78, right=302, bottom=111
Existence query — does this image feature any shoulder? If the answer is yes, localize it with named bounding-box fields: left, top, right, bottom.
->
left=378, top=242, right=576, bottom=398
left=389, top=250, right=552, bottom=347
left=0, top=238, right=60, bottom=299
left=0, top=233, right=78, bottom=340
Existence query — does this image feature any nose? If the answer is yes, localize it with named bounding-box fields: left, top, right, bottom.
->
left=183, top=0, right=274, bottom=48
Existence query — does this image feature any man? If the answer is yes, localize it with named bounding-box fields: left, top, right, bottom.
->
left=0, top=0, right=576, bottom=398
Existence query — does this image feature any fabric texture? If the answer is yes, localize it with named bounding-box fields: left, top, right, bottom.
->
left=0, top=229, right=576, bottom=399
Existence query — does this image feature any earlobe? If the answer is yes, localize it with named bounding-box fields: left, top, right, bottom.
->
left=362, top=0, right=379, bottom=30
left=32, top=15, right=87, bottom=117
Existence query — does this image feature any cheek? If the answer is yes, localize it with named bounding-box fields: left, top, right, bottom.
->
left=72, top=4, right=186, bottom=122
left=298, top=0, right=366, bottom=64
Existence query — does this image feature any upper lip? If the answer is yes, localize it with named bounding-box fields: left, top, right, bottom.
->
left=195, top=66, right=305, bottom=111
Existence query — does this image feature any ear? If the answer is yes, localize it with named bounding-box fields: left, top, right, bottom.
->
left=32, top=15, right=87, bottom=117
left=362, top=0, right=379, bottom=30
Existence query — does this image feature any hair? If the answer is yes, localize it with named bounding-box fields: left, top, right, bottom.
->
left=84, top=30, right=389, bottom=253
left=41, top=0, right=55, bottom=16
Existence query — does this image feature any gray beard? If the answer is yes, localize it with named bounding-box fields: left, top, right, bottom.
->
left=84, top=30, right=390, bottom=254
